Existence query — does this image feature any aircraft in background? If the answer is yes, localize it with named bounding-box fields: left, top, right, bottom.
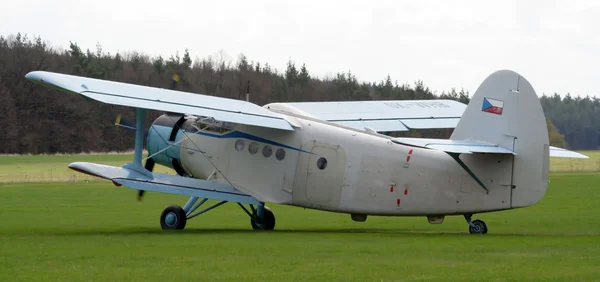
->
left=25, top=69, right=587, bottom=234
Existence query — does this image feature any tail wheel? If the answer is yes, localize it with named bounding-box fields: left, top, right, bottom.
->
left=251, top=207, right=275, bottom=230
left=469, top=219, right=488, bottom=234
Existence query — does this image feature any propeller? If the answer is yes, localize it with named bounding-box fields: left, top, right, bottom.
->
left=114, top=115, right=136, bottom=130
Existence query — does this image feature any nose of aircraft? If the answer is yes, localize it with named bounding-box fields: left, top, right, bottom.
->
left=146, top=113, right=188, bottom=172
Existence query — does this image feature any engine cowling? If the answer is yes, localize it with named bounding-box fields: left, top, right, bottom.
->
left=146, top=113, right=192, bottom=176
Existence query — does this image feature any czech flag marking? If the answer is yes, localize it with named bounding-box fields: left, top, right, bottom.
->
left=482, top=97, right=504, bottom=115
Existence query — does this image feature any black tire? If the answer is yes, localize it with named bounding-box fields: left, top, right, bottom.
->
left=251, top=206, right=275, bottom=230
left=160, top=205, right=187, bottom=230
left=468, top=219, right=488, bottom=234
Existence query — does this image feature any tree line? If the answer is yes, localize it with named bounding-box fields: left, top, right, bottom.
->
left=0, top=33, right=590, bottom=154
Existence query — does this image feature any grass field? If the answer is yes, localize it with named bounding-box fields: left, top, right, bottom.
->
left=1, top=154, right=600, bottom=281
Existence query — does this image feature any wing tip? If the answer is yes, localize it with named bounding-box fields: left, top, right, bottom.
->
left=548, top=146, right=589, bottom=159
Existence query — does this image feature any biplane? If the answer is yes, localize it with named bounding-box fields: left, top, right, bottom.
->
left=25, top=69, right=587, bottom=234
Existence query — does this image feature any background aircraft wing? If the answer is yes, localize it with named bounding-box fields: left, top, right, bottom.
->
left=548, top=146, right=589, bottom=158
left=266, top=99, right=466, bottom=132
left=25, top=71, right=294, bottom=131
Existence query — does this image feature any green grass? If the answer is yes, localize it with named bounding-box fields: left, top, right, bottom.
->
left=0, top=154, right=173, bottom=183
left=550, top=150, right=600, bottom=172
left=1, top=174, right=599, bottom=281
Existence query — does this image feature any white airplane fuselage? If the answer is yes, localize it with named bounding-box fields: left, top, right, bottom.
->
left=150, top=106, right=522, bottom=218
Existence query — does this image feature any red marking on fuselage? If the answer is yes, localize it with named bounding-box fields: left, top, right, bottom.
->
left=397, top=198, right=401, bottom=206
left=408, top=149, right=413, bottom=155
left=390, top=186, right=394, bottom=192
left=404, top=188, right=408, bottom=195
left=406, top=156, right=411, bottom=162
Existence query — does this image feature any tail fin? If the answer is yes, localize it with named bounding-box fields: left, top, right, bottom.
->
left=451, top=70, right=549, bottom=208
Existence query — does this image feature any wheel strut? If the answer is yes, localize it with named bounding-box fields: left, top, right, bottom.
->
left=464, top=214, right=476, bottom=228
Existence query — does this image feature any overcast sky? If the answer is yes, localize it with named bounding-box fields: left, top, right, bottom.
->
left=2, top=0, right=598, bottom=97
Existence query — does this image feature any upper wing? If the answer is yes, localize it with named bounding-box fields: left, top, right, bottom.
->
left=392, top=137, right=589, bottom=158
left=25, top=71, right=294, bottom=131
left=266, top=99, right=466, bottom=132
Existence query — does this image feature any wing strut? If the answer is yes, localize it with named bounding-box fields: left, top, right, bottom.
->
left=123, top=108, right=152, bottom=177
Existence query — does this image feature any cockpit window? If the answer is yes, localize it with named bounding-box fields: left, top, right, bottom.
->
left=190, top=116, right=233, bottom=135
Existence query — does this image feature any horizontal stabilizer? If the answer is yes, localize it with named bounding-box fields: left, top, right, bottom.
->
left=392, top=138, right=588, bottom=158
left=26, top=71, right=293, bottom=131
left=267, top=100, right=466, bottom=132
left=549, top=146, right=589, bottom=159
left=68, top=162, right=260, bottom=204
left=391, top=137, right=516, bottom=155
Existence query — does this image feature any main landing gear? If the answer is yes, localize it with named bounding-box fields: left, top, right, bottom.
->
left=464, top=214, right=488, bottom=234
left=159, top=196, right=276, bottom=231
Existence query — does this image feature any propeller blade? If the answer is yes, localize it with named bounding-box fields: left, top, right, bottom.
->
left=114, top=114, right=151, bottom=139
left=137, top=158, right=155, bottom=201
left=137, top=190, right=145, bottom=201
left=145, top=158, right=155, bottom=171
left=169, top=74, right=179, bottom=90
left=115, top=114, right=137, bottom=130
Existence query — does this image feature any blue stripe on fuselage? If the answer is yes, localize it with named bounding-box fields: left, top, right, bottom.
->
left=183, top=129, right=312, bottom=154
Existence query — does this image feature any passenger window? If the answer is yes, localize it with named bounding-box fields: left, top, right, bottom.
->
left=248, top=142, right=259, bottom=154
left=276, top=148, right=285, bottom=161
left=262, top=145, right=272, bottom=157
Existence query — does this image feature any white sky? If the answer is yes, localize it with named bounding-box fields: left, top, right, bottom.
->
left=2, top=0, right=599, bottom=97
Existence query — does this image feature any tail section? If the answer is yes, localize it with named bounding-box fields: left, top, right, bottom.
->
left=451, top=70, right=549, bottom=208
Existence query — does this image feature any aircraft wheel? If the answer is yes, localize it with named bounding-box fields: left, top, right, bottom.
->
left=251, top=206, right=275, bottom=230
left=468, top=219, right=488, bottom=234
left=160, top=205, right=187, bottom=230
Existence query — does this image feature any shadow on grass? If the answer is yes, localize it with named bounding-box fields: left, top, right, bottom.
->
left=3, top=227, right=598, bottom=237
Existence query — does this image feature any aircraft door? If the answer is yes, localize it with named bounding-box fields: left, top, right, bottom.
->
left=306, top=146, right=340, bottom=203
left=293, top=143, right=346, bottom=208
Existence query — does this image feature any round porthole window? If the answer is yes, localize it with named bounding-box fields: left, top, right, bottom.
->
left=262, top=145, right=272, bottom=157
left=248, top=142, right=259, bottom=154
left=235, top=139, right=245, bottom=151
left=317, top=157, right=327, bottom=170
left=276, top=148, right=286, bottom=161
